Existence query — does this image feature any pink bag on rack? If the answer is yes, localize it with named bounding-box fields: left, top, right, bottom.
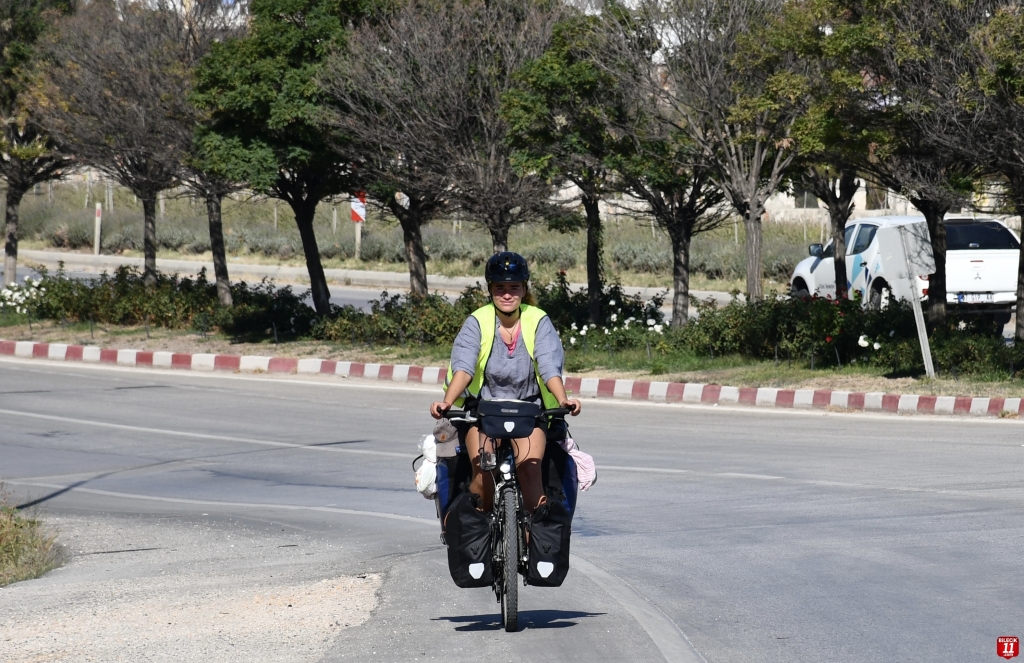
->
left=557, top=437, right=596, bottom=491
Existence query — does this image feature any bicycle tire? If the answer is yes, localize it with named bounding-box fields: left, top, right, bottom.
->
left=500, top=486, right=519, bottom=632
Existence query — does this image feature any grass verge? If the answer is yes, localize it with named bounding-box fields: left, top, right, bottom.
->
left=0, top=488, right=62, bottom=587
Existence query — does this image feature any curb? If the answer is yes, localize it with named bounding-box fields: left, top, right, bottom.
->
left=3, top=339, right=1022, bottom=419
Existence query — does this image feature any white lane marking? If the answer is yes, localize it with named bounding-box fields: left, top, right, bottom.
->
left=0, top=408, right=408, bottom=459
left=7, top=478, right=702, bottom=663
left=6, top=480, right=434, bottom=525
left=600, top=465, right=1012, bottom=499
left=715, top=472, right=783, bottom=480
left=572, top=556, right=707, bottom=663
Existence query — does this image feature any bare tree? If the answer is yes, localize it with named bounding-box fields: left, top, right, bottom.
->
left=33, top=0, right=194, bottom=287
left=322, top=0, right=560, bottom=257
left=606, top=79, right=729, bottom=324
left=604, top=0, right=805, bottom=301
left=879, top=0, right=1024, bottom=339
left=1, top=0, right=73, bottom=286
left=318, top=4, right=458, bottom=296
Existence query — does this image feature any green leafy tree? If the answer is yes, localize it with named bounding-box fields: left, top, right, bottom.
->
left=886, top=0, right=1024, bottom=340
left=503, top=13, right=620, bottom=324
left=0, top=0, right=72, bottom=287
left=759, top=0, right=874, bottom=301
left=193, top=0, right=368, bottom=315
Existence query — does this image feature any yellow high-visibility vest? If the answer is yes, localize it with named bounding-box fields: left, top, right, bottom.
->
left=444, top=304, right=559, bottom=409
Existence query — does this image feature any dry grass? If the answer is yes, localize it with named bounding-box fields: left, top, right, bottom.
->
left=0, top=488, right=62, bottom=587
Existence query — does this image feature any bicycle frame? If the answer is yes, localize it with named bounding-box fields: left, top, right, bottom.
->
left=487, top=437, right=527, bottom=601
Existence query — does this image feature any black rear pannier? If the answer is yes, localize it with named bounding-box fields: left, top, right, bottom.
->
left=444, top=492, right=493, bottom=588
left=527, top=499, right=572, bottom=586
left=476, top=399, right=541, bottom=439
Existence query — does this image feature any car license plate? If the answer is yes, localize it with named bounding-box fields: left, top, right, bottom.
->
left=957, top=292, right=993, bottom=303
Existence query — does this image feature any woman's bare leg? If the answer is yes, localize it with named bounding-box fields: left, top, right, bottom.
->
left=512, top=428, right=548, bottom=513
left=464, top=427, right=495, bottom=512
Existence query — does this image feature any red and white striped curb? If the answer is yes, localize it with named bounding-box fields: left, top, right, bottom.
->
left=3, top=339, right=1022, bottom=419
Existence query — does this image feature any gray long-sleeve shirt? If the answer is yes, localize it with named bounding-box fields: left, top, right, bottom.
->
left=450, top=310, right=564, bottom=403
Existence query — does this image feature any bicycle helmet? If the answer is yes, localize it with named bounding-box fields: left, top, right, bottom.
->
left=484, top=251, right=530, bottom=284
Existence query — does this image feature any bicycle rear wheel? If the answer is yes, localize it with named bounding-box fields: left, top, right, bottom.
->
left=499, top=486, right=519, bottom=632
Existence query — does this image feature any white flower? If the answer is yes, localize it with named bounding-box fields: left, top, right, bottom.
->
left=646, top=318, right=655, bottom=326
left=604, top=328, right=610, bottom=335
left=570, top=337, right=577, bottom=345
left=570, top=322, right=577, bottom=331
left=579, top=327, right=587, bottom=336
left=889, top=330, right=895, bottom=337
left=858, top=335, right=869, bottom=348
left=653, top=324, right=664, bottom=334
left=589, top=323, right=596, bottom=329
left=608, top=299, right=616, bottom=306
left=873, top=342, right=881, bottom=350
left=610, top=314, right=617, bottom=322
left=627, top=317, right=635, bottom=322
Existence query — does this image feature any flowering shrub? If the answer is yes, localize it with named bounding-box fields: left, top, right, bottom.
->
left=23, top=265, right=315, bottom=338
left=674, top=293, right=1024, bottom=376
left=0, top=278, right=45, bottom=316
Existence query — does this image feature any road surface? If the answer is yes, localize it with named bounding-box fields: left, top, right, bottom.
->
left=1, top=358, right=1022, bottom=661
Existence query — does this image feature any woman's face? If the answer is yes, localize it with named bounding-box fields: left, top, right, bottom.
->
left=490, top=281, right=524, bottom=314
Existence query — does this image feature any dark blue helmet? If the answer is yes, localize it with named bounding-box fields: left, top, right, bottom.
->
left=485, top=251, right=530, bottom=284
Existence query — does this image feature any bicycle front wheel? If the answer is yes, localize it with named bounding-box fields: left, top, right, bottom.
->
left=500, top=486, right=519, bottom=632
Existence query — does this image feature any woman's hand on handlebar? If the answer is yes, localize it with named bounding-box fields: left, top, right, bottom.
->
left=561, top=398, right=582, bottom=416
left=430, top=401, right=452, bottom=420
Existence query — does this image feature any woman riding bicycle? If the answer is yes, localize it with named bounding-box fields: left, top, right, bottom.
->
left=429, top=251, right=581, bottom=515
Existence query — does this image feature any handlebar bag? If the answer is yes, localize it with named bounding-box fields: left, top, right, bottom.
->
left=476, top=399, right=542, bottom=439
left=526, top=500, right=572, bottom=587
left=444, top=492, right=494, bottom=588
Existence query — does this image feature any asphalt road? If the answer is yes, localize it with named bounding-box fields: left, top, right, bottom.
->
left=1, top=359, right=1022, bottom=662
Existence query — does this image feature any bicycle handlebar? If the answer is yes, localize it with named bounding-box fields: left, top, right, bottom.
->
left=442, top=406, right=573, bottom=420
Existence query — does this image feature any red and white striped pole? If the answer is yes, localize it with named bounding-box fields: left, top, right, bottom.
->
left=351, top=191, right=366, bottom=260
left=93, top=202, right=102, bottom=255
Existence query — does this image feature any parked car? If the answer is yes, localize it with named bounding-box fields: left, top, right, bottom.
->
left=789, top=215, right=1019, bottom=325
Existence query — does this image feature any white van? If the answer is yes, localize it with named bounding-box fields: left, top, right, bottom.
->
left=789, top=216, right=1019, bottom=323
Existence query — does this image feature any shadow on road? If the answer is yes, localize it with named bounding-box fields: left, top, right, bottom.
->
left=435, top=609, right=605, bottom=631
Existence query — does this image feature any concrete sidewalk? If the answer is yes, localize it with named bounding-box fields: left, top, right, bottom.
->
left=19, top=249, right=738, bottom=308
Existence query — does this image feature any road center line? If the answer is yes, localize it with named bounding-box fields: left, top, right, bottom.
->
left=0, top=408, right=408, bottom=459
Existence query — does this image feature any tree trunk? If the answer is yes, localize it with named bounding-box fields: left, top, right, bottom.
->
left=1009, top=176, right=1024, bottom=343
left=4, top=186, right=26, bottom=287
left=915, top=202, right=949, bottom=328
left=808, top=169, right=858, bottom=301
left=293, top=202, right=332, bottom=315
left=669, top=229, right=691, bottom=327
left=205, top=193, right=233, bottom=307
left=142, top=194, right=158, bottom=287
left=389, top=197, right=428, bottom=297
left=489, top=220, right=509, bottom=254
left=582, top=194, right=603, bottom=324
left=744, top=208, right=763, bottom=301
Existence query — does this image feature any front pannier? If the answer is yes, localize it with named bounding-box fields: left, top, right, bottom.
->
left=444, top=492, right=493, bottom=588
